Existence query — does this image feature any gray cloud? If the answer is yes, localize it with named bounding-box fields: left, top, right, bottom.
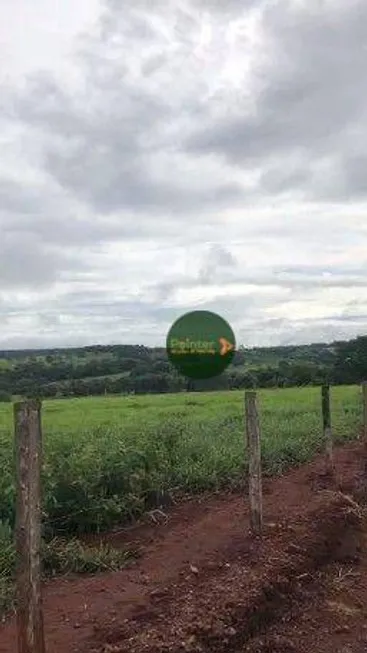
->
left=191, top=0, right=260, bottom=12
left=0, top=0, right=366, bottom=347
left=199, top=244, right=237, bottom=283
left=0, top=230, right=89, bottom=289
left=147, top=263, right=367, bottom=303
left=1, top=285, right=365, bottom=350
left=185, top=0, right=367, bottom=200
left=3, top=20, right=243, bottom=217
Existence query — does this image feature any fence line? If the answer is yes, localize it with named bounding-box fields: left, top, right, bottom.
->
left=10, top=383, right=365, bottom=650
left=14, top=400, right=45, bottom=653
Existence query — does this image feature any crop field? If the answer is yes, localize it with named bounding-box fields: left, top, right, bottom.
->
left=0, top=385, right=362, bottom=536
left=0, top=385, right=366, bottom=650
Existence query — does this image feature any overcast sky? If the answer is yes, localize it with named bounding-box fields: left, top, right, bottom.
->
left=1, top=0, right=366, bottom=350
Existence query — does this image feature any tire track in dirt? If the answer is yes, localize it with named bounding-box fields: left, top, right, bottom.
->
left=89, top=491, right=366, bottom=652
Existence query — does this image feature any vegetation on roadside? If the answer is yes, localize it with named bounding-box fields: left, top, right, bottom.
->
left=0, top=386, right=361, bottom=536
left=0, top=517, right=136, bottom=615
left=0, top=383, right=363, bottom=614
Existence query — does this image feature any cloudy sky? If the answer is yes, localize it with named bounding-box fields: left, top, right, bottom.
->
left=1, top=0, right=366, bottom=350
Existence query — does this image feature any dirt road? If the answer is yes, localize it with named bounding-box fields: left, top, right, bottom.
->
left=1, top=441, right=366, bottom=652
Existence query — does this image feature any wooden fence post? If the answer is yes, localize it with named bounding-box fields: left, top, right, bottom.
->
left=321, top=384, right=333, bottom=474
left=14, top=400, right=45, bottom=653
left=362, top=381, right=367, bottom=442
left=245, top=391, right=263, bottom=535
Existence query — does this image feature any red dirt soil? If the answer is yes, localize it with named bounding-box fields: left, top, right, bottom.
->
left=1, top=441, right=367, bottom=653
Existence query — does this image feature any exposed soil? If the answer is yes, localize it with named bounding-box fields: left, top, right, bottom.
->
left=1, top=441, right=367, bottom=653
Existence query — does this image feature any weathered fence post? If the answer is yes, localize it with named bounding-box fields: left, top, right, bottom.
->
left=362, top=381, right=367, bottom=442
left=14, top=400, right=45, bottom=653
left=245, top=391, right=263, bottom=535
left=321, top=384, right=333, bottom=474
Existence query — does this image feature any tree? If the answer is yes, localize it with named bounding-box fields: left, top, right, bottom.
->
left=333, top=336, right=367, bottom=384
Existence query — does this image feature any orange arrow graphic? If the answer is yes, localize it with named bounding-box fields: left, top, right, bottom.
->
left=219, top=338, right=234, bottom=356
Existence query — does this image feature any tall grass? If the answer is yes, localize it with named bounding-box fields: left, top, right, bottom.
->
left=0, top=385, right=362, bottom=614
left=0, top=386, right=361, bottom=536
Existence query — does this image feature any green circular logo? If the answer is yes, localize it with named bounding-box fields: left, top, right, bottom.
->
left=166, top=310, right=236, bottom=379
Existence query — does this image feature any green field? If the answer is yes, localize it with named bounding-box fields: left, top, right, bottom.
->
left=0, top=386, right=363, bottom=537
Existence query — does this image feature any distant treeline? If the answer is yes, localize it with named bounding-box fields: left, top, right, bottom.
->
left=0, top=336, right=366, bottom=401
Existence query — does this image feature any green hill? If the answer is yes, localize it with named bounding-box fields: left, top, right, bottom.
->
left=0, top=336, right=366, bottom=400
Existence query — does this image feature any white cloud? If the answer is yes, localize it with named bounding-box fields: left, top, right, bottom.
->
left=0, top=0, right=366, bottom=350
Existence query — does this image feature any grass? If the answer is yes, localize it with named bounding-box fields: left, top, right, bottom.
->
left=0, top=518, right=136, bottom=616
left=0, top=385, right=363, bottom=614
left=0, top=386, right=362, bottom=534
